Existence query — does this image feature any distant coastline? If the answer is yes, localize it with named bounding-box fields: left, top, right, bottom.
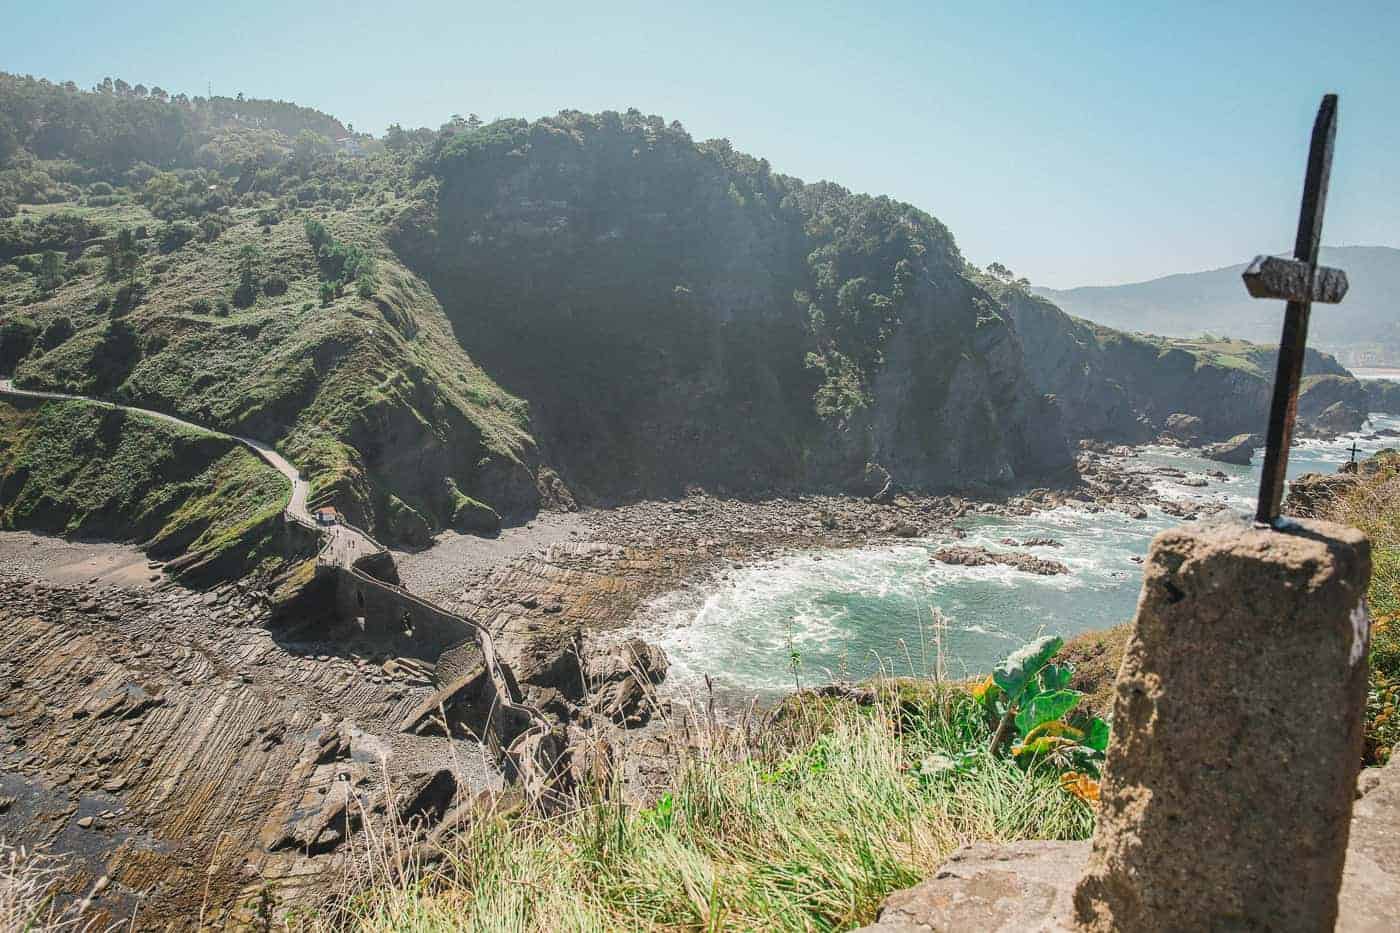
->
left=1353, top=368, right=1400, bottom=381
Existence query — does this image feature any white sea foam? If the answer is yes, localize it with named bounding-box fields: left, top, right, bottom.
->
left=626, top=416, right=1400, bottom=700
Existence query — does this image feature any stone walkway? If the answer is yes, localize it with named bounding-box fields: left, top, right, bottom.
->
left=0, top=379, right=382, bottom=564
left=860, top=755, right=1400, bottom=931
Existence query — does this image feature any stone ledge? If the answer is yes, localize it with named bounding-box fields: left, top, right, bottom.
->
left=856, top=840, right=1085, bottom=932
left=862, top=756, right=1400, bottom=932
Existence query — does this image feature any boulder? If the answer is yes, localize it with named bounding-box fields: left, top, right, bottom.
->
left=1163, top=413, right=1203, bottom=443
left=1308, top=400, right=1367, bottom=437
left=581, top=637, right=669, bottom=686
left=1284, top=471, right=1358, bottom=518
left=1201, top=433, right=1260, bottom=465
left=589, top=674, right=650, bottom=725
left=579, top=637, right=669, bottom=726
left=451, top=495, right=501, bottom=534
left=858, top=840, right=1086, bottom=932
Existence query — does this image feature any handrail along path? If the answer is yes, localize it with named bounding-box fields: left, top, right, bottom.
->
left=0, top=379, right=557, bottom=791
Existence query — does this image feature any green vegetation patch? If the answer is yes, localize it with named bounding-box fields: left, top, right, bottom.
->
left=319, top=685, right=1092, bottom=931
left=0, top=397, right=288, bottom=583
left=1319, top=451, right=1400, bottom=763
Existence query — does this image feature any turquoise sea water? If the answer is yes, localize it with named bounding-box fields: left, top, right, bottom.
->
left=633, top=414, right=1400, bottom=702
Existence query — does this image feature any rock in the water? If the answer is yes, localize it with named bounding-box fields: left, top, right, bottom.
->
left=1202, top=433, right=1260, bottom=465
left=1309, top=400, right=1367, bottom=438
left=931, top=546, right=1068, bottom=576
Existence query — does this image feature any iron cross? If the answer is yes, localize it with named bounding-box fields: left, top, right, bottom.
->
left=1243, top=94, right=1350, bottom=526
left=1349, top=440, right=1361, bottom=464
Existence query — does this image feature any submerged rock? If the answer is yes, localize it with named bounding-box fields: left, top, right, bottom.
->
left=931, top=545, right=1068, bottom=576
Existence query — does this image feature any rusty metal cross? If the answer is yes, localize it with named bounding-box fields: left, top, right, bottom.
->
left=1243, top=94, right=1350, bottom=526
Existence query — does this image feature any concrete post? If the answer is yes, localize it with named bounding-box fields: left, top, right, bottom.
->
left=1074, top=514, right=1371, bottom=931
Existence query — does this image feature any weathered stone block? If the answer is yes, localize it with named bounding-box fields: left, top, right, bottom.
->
left=1074, top=514, right=1371, bottom=931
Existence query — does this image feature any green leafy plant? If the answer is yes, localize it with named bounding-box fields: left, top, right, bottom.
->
left=974, top=635, right=1111, bottom=784
left=639, top=793, right=675, bottom=832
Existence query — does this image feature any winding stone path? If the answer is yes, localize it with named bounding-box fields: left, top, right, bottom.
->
left=0, top=378, right=378, bottom=564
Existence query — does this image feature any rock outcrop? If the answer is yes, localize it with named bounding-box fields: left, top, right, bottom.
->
left=392, top=112, right=1071, bottom=502
left=1162, top=412, right=1203, bottom=444
left=1201, top=433, right=1260, bottom=465
left=931, top=545, right=1069, bottom=576
left=1365, top=379, right=1400, bottom=415
left=999, top=287, right=1364, bottom=443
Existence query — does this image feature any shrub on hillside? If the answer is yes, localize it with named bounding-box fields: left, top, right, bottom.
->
left=40, top=315, right=74, bottom=346
left=198, top=214, right=229, bottom=243
left=112, top=281, right=143, bottom=315
left=263, top=273, right=288, bottom=296
left=231, top=282, right=256, bottom=309
left=0, top=313, right=37, bottom=371
left=189, top=297, right=213, bottom=315
left=158, top=221, right=196, bottom=253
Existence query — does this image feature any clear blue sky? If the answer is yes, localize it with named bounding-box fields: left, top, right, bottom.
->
left=6, top=1, right=1397, bottom=287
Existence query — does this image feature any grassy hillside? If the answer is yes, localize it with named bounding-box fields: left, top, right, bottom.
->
left=0, top=159, right=541, bottom=544
left=316, top=685, right=1092, bottom=931
left=0, top=396, right=289, bottom=581
left=3, top=74, right=1368, bottom=555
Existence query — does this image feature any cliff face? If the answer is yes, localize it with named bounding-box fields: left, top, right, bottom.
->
left=391, top=113, right=1069, bottom=501
left=1366, top=380, right=1400, bottom=416
left=1001, top=289, right=1365, bottom=442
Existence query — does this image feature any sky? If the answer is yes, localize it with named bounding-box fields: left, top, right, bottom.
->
left=5, top=1, right=1398, bottom=288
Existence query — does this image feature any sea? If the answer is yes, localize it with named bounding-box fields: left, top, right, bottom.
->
left=629, top=413, right=1400, bottom=703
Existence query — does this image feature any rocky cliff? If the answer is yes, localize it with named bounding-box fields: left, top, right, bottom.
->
left=1000, top=287, right=1365, bottom=443
left=1367, top=380, right=1400, bottom=416
left=391, top=112, right=1069, bottom=502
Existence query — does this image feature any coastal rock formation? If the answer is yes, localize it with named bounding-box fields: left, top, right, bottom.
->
left=1202, top=433, right=1260, bottom=465
left=1365, top=379, right=1400, bottom=415
left=1163, top=413, right=1204, bottom=444
left=392, top=112, right=1071, bottom=502
left=931, top=545, right=1069, bottom=576
left=998, top=287, right=1364, bottom=444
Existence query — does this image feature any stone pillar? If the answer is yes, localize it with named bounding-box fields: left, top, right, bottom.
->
left=1074, top=514, right=1371, bottom=931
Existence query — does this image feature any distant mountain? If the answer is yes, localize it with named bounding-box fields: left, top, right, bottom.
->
left=1034, top=246, right=1400, bottom=366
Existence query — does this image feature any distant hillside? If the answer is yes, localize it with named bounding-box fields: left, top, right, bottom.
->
left=1035, top=246, right=1400, bottom=365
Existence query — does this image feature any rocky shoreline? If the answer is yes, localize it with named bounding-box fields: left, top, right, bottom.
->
left=0, top=443, right=1241, bottom=926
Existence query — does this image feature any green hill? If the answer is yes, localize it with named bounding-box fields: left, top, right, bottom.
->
left=0, top=73, right=1374, bottom=560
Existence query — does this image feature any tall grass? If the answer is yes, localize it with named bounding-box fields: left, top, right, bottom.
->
left=314, top=684, right=1093, bottom=932
left=0, top=840, right=101, bottom=932
left=1320, top=452, right=1400, bottom=763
